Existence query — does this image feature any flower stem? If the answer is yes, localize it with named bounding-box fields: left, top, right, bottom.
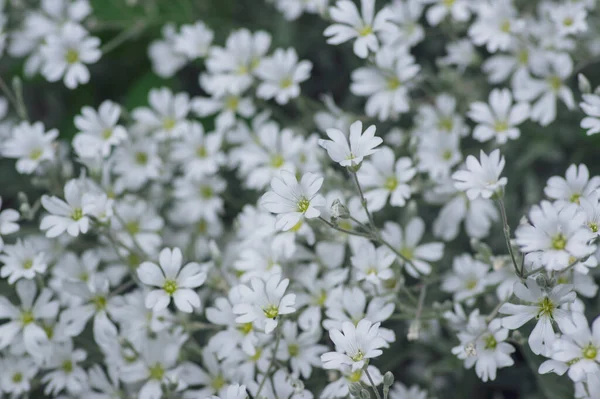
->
left=350, top=171, right=377, bottom=231
left=318, top=216, right=371, bottom=238
left=496, top=198, right=522, bottom=278
left=364, top=367, right=383, bottom=399
left=255, top=325, right=282, bottom=397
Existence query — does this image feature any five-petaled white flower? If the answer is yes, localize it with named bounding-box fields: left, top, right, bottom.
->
left=321, top=319, right=387, bottom=371
left=137, top=247, right=207, bottom=313
left=232, top=273, right=296, bottom=334
left=260, top=170, right=326, bottom=231
left=452, top=149, right=507, bottom=200
left=319, top=120, right=382, bottom=168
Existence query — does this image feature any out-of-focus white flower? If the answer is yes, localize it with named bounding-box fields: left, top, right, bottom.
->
left=255, top=48, right=312, bottom=105
left=2, top=121, right=58, bottom=174
left=40, top=22, right=100, bottom=89
left=73, top=100, right=127, bottom=159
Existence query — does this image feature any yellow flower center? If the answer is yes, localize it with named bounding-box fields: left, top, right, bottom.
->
left=162, top=118, right=176, bottom=131
left=518, top=49, right=529, bottom=65
left=297, top=198, right=310, bottom=213
left=387, top=77, right=401, bottom=90
left=102, top=129, right=113, bottom=139
left=484, top=334, right=497, bottom=350
left=500, top=20, right=511, bottom=33
left=384, top=176, right=398, bottom=191
left=71, top=208, right=83, bottom=221
left=12, top=372, right=23, bottom=383
left=443, top=0, right=455, bottom=6
left=29, top=148, right=43, bottom=160
left=135, top=152, right=148, bottom=165
left=400, top=247, right=414, bottom=260
left=163, top=279, right=178, bottom=295
left=494, top=121, right=508, bottom=132
left=225, top=96, right=239, bottom=110
left=466, top=279, right=477, bottom=290
left=238, top=322, right=253, bottom=335
left=212, top=375, right=226, bottom=390
left=148, top=363, right=164, bottom=380
left=563, top=17, right=574, bottom=27
left=570, top=193, right=581, bottom=204
left=270, top=154, right=285, bottom=168
left=65, top=49, right=79, bottom=64
left=93, top=295, right=107, bottom=311
left=280, top=77, right=293, bottom=89
left=200, top=185, right=213, bottom=199
left=263, top=305, right=279, bottom=319
left=348, top=370, right=362, bottom=383
left=196, top=146, right=207, bottom=158
left=590, top=222, right=598, bottom=233
left=537, top=296, right=555, bottom=318
left=583, top=344, right=597, bottom=360
left=62, top=360, right=73, bottom=373
left=552, top=234, right=567, bottom=250
left=438, top=117, right=454, bottom=132
left=23, top=259, right=33, bottom=270
left=288, top=343, right=300, bottom=357
left=249, top=348, right=262, bottom=362
left=442, top=149, right=453, bottom=161
left=549, top=76, right=562, bottom=92
left=358, top=25, right=373, bottom=37
left=316, top=290, right=327, bottom=306
left=197, top=219, right=208, bottom=234
left=350, top=350, right=365, bottom=362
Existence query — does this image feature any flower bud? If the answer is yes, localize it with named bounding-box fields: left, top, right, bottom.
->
left=331, top=199, right=350, bottom=219
left=407, top=320, right=420, bottom=341
left=348, top=383, right=362, bottom=396
left=383, top=371, right=395, bottom=387
left=578, top=73, right=592, bottom=94
left=360, top=388, right=372, bottom=399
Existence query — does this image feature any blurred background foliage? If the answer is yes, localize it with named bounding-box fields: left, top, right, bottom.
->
left=2, top=0, right=600, bottom=398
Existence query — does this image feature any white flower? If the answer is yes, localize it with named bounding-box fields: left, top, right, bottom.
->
left=40, top=179, right=93, bottom=238
left=544, top=164, right=600, bottom=204
left=73, top=100, right=127, bottom=159
left=437, top=39, right=477, bottom=72
left=416, top=131, right=462, bottom=179
left=499, top=279, right=576, bottom=355
left=0, top=196, right=19, bottom=250
left=255, top=48, right=312, bottom=105
left=324, top=0, right=391, bottom=58
left=41, top=340, right=89, bottom=396
left=192, top=92, right=255, bottom=132
left=319, top=120, right=382, bottom=168
left=351, top=241, right=395, bottom=284
left=112, top=139, right=162, bottom=193
left=137, top=247, right=207, bottom=313
left=515, top=201, right=597, bottom=271
left=132, top=87, right=190, bottom=140
left=0, top=356, right=38, bottom=396
left=321, top=319, right=387, bottom=371
left=468, top=0, right=524, bottom=53
left=580, top=93, right=600, bottom=135
left=452, top=149, right=507, bottom=200
left=550, top=4, right=588, bottom=37
left=388, top=382, right=427, bottom=399
left=0, top=238, right=48, bottom=284
left=351, top=47, right=420, bottom=121
left=357, top=147, right=416, bottom=211
left=40, top=22, right=101, bottom=89
left=442, top=254, right=491, bottom=303
left=381, top=218, right=444, bottom=277
left=260, top=170, right=326, bottom=231
left=423, top=0, right=471, bottom=26
left=2, top=121, right=58, bottom=174
left=378, top=0, right=425, bottom=49
left=540, top=312, right=600, bottom=382
left=514, top=53, right=575, bottom=127
left=451, top=311, right=515, bottom=382
left=207, top=383, right=249, bottom=399
left=203, top=28, right=271, bottom=96
left=170, top=122, right=226, bottom=179
left=468, top=88, right=530, bottom=144
left=148, top=24, right=188, bottom=78
left=173, top=21, right=214, bottom=59
left=232, top=273, right=296, bottom=334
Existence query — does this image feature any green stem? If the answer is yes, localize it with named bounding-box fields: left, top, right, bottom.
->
left=255, top=325, right=282, bottom=397
left=100, top=21, right=146, bottom=54
left=496, top=198, right=522, bottom=278
left=364, top=367, right=383, bottom=399
left=318, top=216, right=372, bottom=238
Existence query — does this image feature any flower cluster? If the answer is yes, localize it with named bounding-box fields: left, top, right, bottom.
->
left=0, top=0, right=599, bottom=398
